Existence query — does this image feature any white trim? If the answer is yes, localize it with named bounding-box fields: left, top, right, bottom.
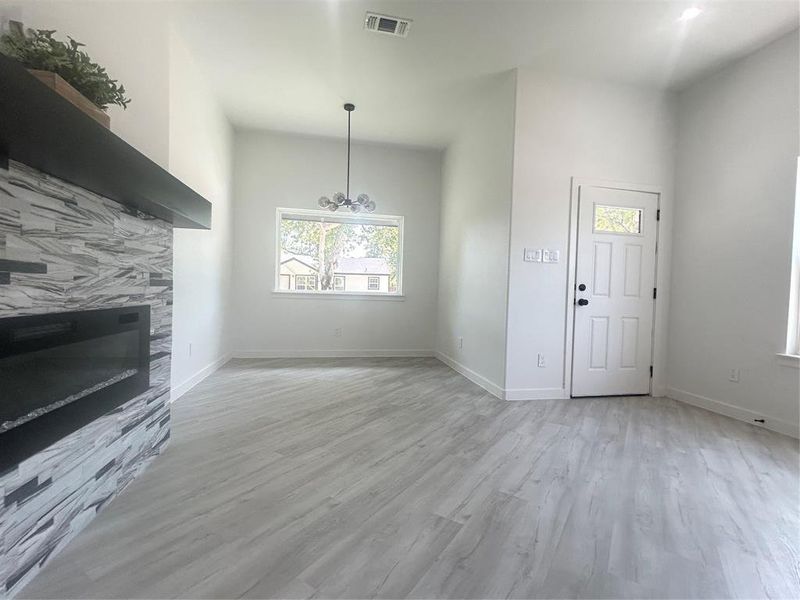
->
left=565, top=177, right=665, bottom=398
left=776, top=353, right=800, bottom=369
left=435, top=352, right=504, bottom=400
left=171, top=352, right=233, bottom=403
left=666, top=387, right=799, bottom=439
left=272, top=291, right=405, bottom=301
left=504, top=387, right=569, bottom=401
left=234, top=349, right=434, bottom=359
left=500, top=70, right=518, bottom=404
left=436, top=354, right=568, bottom=401
left=275, top=207, right=405, bottom=296
left=785, top=158, right=800, bottom=356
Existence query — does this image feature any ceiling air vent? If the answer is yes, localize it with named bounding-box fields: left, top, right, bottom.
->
left=364, top=12, right=412, bottom=38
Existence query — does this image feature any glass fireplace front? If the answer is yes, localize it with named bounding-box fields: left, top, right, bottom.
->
left=0, top=306, right=150, bottom=471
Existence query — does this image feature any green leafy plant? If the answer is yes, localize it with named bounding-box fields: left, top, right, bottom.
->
left=0, top=25, right=130, bottom=110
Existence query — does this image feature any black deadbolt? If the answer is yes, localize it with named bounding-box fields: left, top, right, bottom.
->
left=578, top=284, right=586, bottom=291
left=577, top=298, right=589, bottom=306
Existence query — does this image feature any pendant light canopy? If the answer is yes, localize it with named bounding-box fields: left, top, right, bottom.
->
left=317, top=103, right=376, bottom=213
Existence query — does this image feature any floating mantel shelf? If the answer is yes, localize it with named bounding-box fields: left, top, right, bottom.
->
left=0, top=53, right=211, bottom=229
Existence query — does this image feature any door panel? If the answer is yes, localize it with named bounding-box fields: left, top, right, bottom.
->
left=572, top=185, right=658, bottom=397
left=623, top=244, right=642, bottom=297
left=589, top=317, right=609, bottom=369
left=620, top=317, right=639, bottom=368
left=592, top=242, right=612, bottom=296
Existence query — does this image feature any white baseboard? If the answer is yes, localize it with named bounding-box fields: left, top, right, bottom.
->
left=171, top=353, right=233, bottom=403
left=434, top=352, right=504, bottom=399
left=666, top=387, right=799, bottom=439
left=504, top=387, right=569, bottom=401
left=433, top=353, right=569, bottom=402
left=233, top=349, right=435, bottom=359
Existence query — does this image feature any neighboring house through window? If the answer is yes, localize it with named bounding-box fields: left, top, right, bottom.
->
left=368, top=276, right=380, bottom=291
left=295, top=274, right=317, bottom=291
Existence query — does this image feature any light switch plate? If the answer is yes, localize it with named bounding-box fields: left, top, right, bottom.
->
left=543, top=249, right=560, bottom=263
left=524, top=248, right=542, bottom=262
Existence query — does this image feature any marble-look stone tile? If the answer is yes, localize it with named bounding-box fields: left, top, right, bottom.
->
left=0, top=162, right=172, bottom=599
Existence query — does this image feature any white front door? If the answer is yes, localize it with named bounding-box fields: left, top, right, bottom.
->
left=571, top=185, right=658, bottom=397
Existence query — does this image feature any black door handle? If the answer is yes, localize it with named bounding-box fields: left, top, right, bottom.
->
left=577, top=298, right=589, bottom=306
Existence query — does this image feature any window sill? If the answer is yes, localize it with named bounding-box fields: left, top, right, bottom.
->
left=776, top=353, right=800, bottom=369
left=272, top=290, right=405, bottom=301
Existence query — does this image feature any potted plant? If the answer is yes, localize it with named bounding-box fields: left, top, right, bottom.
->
left=0, top=21, right=131, bottom=128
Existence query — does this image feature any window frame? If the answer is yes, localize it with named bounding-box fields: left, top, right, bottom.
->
left=274, top=207, right=405, bottom=298
left=782, top=158, right=800, bottom=364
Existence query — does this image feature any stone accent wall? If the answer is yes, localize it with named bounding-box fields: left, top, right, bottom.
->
left=0, top=162, right=173, bottom=598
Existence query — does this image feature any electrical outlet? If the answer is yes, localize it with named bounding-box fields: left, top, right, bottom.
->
left=334, top=328, right=342, bottom=338
left=457, top=336, right=463, bottom=350
left=537, top=353, right=545, bottom=367
left=728, top=368, right=740, bottom=383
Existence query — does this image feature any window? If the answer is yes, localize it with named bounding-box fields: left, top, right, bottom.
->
left=786, top=158, right=800, bottom=357
left=593, top=205, right=643, bottom=235
left=276, top=208, right=403, bottom=296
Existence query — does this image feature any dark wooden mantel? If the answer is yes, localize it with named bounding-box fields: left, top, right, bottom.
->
left=0, top=53, right=211, bottom=229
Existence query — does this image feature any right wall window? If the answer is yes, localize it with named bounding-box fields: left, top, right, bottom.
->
left=786, top=158, right=800, bottom=356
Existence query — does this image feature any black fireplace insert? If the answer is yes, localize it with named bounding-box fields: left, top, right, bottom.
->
left=0, top=306, right=150, bottom=472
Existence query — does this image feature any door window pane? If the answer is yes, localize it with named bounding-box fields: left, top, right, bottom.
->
left=593, top=205, right=643, bottom=234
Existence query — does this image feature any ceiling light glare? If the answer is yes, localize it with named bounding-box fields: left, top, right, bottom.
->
left=679, top=7, right=703, bottom=21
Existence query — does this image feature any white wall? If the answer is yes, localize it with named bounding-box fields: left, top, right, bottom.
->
left=231, top=130, right=441, bottom=356
left=667, top=31, right=800, bottom=437
left=168, top=29, right=234, bottom=400
left=1, top=1, right=171, bottom=168
left=435, top=72, right=517, bottom=396
left=505, top=71, right=676, bottom=399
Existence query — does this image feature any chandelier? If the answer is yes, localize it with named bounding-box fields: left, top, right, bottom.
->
left=318, top=103, right=376, bottom=213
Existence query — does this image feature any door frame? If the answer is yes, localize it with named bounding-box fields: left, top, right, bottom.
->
left=564, top=177, right=664, bottom=398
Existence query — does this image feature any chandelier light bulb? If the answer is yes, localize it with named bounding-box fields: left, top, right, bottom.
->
left=318, top=196, right=330, bottom=208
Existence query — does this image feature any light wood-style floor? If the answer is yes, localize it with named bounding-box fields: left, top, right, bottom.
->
left=20, top=358, right=800, bottom=599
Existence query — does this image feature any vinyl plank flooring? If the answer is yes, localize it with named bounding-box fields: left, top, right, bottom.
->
left=18, top=357, right=800, bottom=599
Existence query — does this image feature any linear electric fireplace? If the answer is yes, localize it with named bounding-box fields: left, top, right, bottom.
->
left=0, top=306, right=150, bottom=472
